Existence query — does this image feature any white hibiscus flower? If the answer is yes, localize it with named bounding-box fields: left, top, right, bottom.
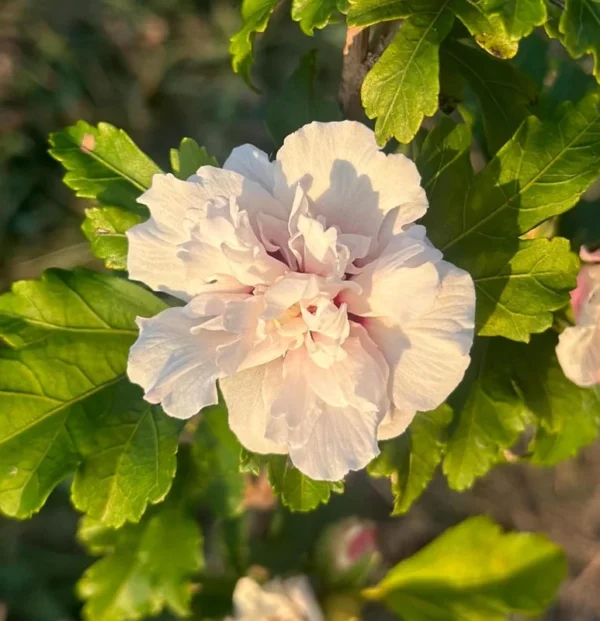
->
left=126, top=121, right=476, bottom=481
left=557, top=247, right=600, bottom=387
left=225, top=576, right=324, bottom=621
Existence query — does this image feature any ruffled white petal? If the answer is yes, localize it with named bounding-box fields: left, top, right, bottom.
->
left=274, top=121, right=427, bottom=240
left=377, top=407, right=417, bottom=441
left=365, top=261, right=475, bottom=416
left=224, top=145, right=276, bottom=194
left=128, top=306, right=230, bottom=419
left=265, top=325, right=389, bottom=480
left=220, top=363, right=288, bottom=455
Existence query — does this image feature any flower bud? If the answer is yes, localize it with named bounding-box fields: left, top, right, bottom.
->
left=315, top=518, right=380, bottom=589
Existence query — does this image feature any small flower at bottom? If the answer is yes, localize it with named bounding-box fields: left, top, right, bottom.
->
left=225, top=576, right=324, bottom=621
left=126, top=121, right=476, bottom=481
left=557, top=246, right=600, bottom=387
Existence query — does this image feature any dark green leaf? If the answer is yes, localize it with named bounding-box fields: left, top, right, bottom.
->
left=0, top=268, right=175, bottom=524
left=368, top=405, right=452, bottom=514
left=364, top=516, right=566, bottom=620
left=170, top=138, right=219, bottom=181
left=193, top=402, right=245, bottom=518
left=229, top=0, right=279, bottom=88
left=443, top=338, right=527, bottom=491
left=267, top=455, right=343, bottom=512
left=443, top=40, right=538, bottom=154
left=266, top=50, right=342, bottom=147
left=48, top=121, right=161, bottom=211
left=81, top=206, right=144, bottom=271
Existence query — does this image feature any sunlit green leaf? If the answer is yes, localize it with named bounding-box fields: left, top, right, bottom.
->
left=364, top=516, right=566, bottom=620
left=368, top=405, right=452, bottom=515
left=78, top=453, right=202, bottom=621
left=229, top=0, right=279, bottom=88
left=291, top=0, right=346, bottom=35
left=48, top=121, right=161, bottom=211
left=0, top=268, right=176, bottom=524
left=170, top=138, right=218, bottom=180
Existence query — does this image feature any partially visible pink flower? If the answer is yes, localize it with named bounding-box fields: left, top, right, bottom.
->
left=126, top=121, right=476, bottom=481
left=225, top=576, right=324, bottom=621
left=315, top=518, right=379, bottom=588
left=557, top=247, right=600, bottom=387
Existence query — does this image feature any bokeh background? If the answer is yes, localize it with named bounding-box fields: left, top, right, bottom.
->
left=2, top=1, right=600, bottom=620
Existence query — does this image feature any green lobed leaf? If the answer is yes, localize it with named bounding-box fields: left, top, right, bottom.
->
left=291, top=0, right=346, bottom=35
left=77, top=453, right=203, bottom=621
left=267, top=455, right=343, bottom=512
left=48, top=121, right=161, bottom=211
left=444, top=331, right=600, bottom=489
left=0, top=268, right=179, bottom=525
left=556, top=0, right=600, bottom=83
left=364, top=516, right=567, bottom=620
left=443, top=39, right=538, bottom=154
left=229, top=0, right=279, bottom=88
left=266, top=50, right=343, bottom=147
left=418, top=117, right=581, bottom=342
left=443, top=338, right=527, bottom=491
left=193, top=402, right=245, bottom=518
left=81, top=206, right=145, bottom=271
left=484, top=0, right=547, bottom=41
left=360, top=2, right=455, bottom=145
left=170, top=138, right=219, bottom=180
left=368, top=404, right=452, bottom=515
left=473, top=237, right=578, bottom=342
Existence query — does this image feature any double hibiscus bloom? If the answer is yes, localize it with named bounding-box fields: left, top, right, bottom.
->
left=126, top=121, right=476, bottom=481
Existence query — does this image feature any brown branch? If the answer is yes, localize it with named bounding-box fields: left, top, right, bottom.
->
left=339, top=26, right=370, bottom=120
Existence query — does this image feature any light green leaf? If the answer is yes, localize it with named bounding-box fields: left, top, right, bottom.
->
left=361, top=2, right=455, bottom=144
left=346, top=0, right=410, bottom=26
left=193, top=402, right=245, bottom=518
left=267, top=456, right=343, bottom=512
left=557, top=0, right=600, bottom=83
left=81, top=206, right=144, bottom=271
left=443, top=40, right=538, bottom=154
left=229, top=0, right=279, bottom=88
left=170, top=138, right=219, bottom=181
left=473, top=238, right=578, bottom=341
left=0, top=268, right=175, bottom=523
left=484, top=0, right=547, bottom=40
left=368, top=405, right=452, bottom=515
left=443, top=338, right=527, bottom=491
left=266, top=50, right=342, bottom=146
left=291, top=0, right=346, bottom=34
left=70, top=381, right=181, bottom=528
left=364, top=516, right=566, bottom=620
left=48, top=121, right=161, bottom=211
left=78, top=454, right=202, bottom=621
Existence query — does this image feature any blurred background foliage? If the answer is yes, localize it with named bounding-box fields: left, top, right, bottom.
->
left=2, top=1, right=600, bottom=620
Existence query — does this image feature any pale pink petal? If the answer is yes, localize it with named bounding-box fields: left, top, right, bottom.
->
left=220, top=363, right=288, bottom=456
left=580, top=246, right=600, bottom=263
left=377, top=408, right=417, bottom=441
left=365, top=261, right=475, bottom=415
left=274, top=121, right=427, bottom=240
left=266, top=326, right=389, bottom=480
left=128, top=307, right=232, bottom=419
left=557, top=324, right=600, bottom=387
left=341, top=230, right=442, bottom=323
left=224, top=145, right=276, bottom=194
left=571, top=264, right=600, bottom=322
